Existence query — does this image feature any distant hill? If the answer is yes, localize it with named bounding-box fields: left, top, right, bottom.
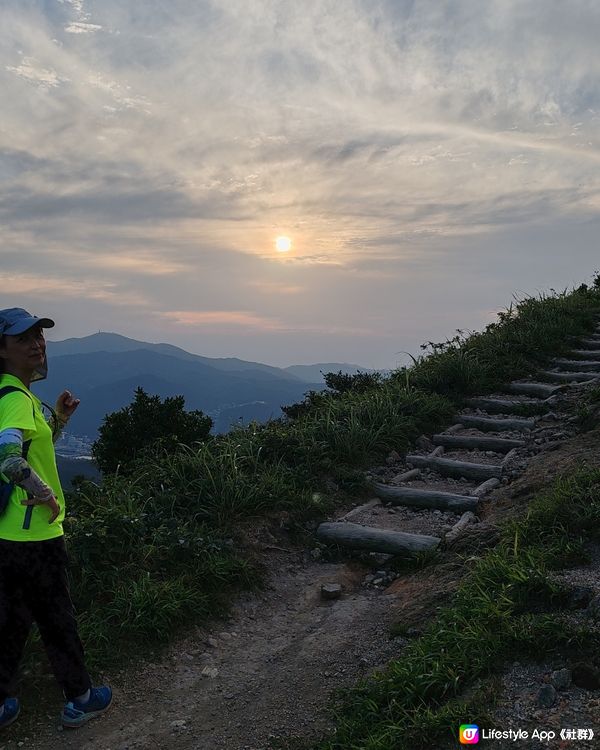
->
left=56, top=456, right=101, bottom=489
left=35, top=333, right=379, bottom=438
left=48, top=333, right=304, bottom=382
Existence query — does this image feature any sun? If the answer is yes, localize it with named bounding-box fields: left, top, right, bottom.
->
left=275, top=236, right=292, bottom=252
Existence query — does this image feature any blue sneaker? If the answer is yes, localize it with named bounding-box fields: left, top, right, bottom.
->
left=61, top=686, right=112, bottom=728
left=0, top=698, right=20, bottom=730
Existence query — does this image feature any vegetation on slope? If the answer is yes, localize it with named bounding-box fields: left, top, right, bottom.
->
left=19, top=279, right=600, bottom=706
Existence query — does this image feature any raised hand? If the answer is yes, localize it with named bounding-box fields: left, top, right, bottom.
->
left=55, top=390, right=80, bottom=423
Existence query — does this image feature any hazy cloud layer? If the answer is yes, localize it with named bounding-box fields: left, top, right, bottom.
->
left=1, top=0, right=599, bottom=367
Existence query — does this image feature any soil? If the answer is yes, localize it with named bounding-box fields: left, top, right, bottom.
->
left=1, top=553, right=417, bottom=750
left=2, top=382, right=600, bottom=750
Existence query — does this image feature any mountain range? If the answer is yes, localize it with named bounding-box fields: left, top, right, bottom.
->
left=31, top=332, right=384, bottom=438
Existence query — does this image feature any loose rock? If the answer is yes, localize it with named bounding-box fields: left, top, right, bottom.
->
left=321, top=583, right=342, bottom=600
left=551, top=668, right=571, bottom=691
left=536, top=684, right=557, bottom=708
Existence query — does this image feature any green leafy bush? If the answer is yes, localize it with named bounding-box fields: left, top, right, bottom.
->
left=92, top=386, right=212, bottom=474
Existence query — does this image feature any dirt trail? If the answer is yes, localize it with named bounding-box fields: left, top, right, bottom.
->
left=5, top=553, right=407, bottom=750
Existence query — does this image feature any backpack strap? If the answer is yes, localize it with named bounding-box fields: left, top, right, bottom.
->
left=0, top=386, right=36, bottom=526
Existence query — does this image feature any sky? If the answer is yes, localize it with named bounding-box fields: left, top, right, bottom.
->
left=1, top=0, right=599, bottom=371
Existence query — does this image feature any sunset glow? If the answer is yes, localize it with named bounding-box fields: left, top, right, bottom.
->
left=275, top=236, right=292, bottom=252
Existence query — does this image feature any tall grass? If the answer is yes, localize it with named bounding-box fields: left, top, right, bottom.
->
left=404, top=287, right=599, bottom=396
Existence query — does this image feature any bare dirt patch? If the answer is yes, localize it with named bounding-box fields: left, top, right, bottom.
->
left=2, top=552, right=411, bottom=750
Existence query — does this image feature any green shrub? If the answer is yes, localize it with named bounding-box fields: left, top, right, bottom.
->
left=92, top=387, right=212, bottom=474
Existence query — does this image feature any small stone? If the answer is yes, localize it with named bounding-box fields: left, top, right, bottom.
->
left=373, top=578, right=383, bottom=585
left=201, top=666, right=219, bottom=678
left=219, top=631, right=232, bottom=641
left=321, top=583, right=342, bottom=600
left=551, top=668, right=572, bottom=691
left=206, top=637, right=219, bottom=648
left=171, top=719, right=187, bottom=730
left=415, top=435, right=433, bottom=450
left=536, top=684, right=557, bottom=708
left=364, top=574, right=375, bottom=584
left=386, top=450, right=401, bottom=465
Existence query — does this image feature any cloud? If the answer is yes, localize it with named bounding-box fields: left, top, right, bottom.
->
left=158, top=309, right=381, bottom=338
left=65, top=22, right=102, bottom=34
left=0, top=272, right=150, bottom=306
left=1, top=1, right=599, bottom=368
left=159, top=310, right=290, bottom=331
left=5, top=57, right=67, bottom=88
left=245, top=281, right=305, bottom=295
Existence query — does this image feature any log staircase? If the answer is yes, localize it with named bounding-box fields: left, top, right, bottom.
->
left=316, top=318, right=600, bottom=558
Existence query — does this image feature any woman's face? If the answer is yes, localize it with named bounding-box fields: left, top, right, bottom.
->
left=0, top=325, right=46, bottom=374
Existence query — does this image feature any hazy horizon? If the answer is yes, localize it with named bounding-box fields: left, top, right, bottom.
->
left=2, top=1, right=599, bottom=370
left=45, top=328, right=386, bottom=372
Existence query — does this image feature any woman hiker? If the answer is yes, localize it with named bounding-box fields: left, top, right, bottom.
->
left=0, top=308, right=112, bottom=730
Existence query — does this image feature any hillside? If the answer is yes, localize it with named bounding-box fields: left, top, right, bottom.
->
left=39, top=333, right=378, bottom=437
left=15, top=284, right=600, bottom=750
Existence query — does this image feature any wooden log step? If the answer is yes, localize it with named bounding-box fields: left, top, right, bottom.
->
left=432, top=434, right=525, bottom=452
left=578, top=339, right=600, bottom=349
left=445, top=511, right=477, bottom=545
left=570, top=349, right=600, bottom=360
left=457, top=414, right=535, bottom=432
left=316, top=521, right=440, bottom=555
left=507, top=381, right=564, bottom=398
left=371, top=482, right=478, bottom=511
left=405, top=454, right=503, bottom=481
left=390, top=468, right=420, bottom=483
left=551, top=359, right=600, bottom=371
left=539, top=370, right=600, bottom=383
left=472, top=478, right=501, bottom=498
left=465, top=397, right=545, bottom=414
left=339, top=499, right=381, bottom=522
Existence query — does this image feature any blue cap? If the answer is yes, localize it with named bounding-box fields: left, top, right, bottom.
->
left=0, top=308, right=55, bottom=336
